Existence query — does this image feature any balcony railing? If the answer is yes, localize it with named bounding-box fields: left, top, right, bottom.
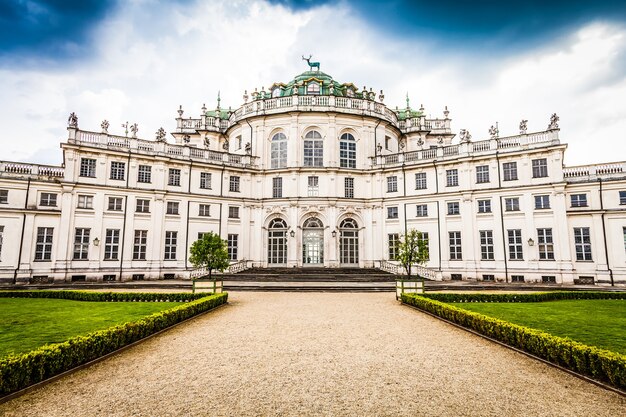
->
left=563, top=162, right=626, bottom=182
left=372, top=130, right=560, bottom=167
left=0, top=161, right=64, bottom=178
left=69, top=130, right=258, bottom=168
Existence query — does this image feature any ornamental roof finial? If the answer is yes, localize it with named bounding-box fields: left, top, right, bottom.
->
left=405, top=92, right=410, bottom=109
left=216, top=91, right=221, bottom=110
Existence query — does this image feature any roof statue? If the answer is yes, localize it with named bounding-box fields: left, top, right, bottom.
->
left=67, top=112, right=78, bottom=128
left=548, top=113, right=559, bottom=130
left=101, top=119, right=109, bottom=133
left=302, top=55, right=320, bottom=71
left=519, top=119, right=528, bottom=135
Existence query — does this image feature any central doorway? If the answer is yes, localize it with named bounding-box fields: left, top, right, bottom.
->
left=302, top=217, right=324, bottom=265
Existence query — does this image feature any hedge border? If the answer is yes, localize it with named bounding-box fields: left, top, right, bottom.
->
left=421, top=291, right=626, bottom=303
left=402, top=293, right=626, bottom=390
left=0, top=292, right=228, bottom=396
left=0, top=290, right=207, bottom=303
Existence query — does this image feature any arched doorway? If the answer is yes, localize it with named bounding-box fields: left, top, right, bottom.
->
left=302, top=217, right=324, bottom=265
left=339, top=218, right=359, bottom=265
left=268, top=218, right=288, bottom=265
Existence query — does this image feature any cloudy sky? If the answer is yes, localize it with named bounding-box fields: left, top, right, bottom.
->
left=1, top=0, right=625, bottom=166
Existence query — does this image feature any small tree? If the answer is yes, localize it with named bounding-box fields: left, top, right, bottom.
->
left=189, top=232, right=230, bottom=280
left=396, top=229, right=429, bottom=278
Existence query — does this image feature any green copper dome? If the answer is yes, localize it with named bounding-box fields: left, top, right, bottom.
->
left=265, top=70, right=365, bottom=99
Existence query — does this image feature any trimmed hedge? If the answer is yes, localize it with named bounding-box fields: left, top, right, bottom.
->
left=0, top=290, right=207, bottom=303
left=0, top=292, right=228, bottom=396
left=402, top=293, right=626, bottom=390
left=421, top=291, right=626, bottom=303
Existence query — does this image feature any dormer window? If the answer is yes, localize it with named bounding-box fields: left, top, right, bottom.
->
left=346, top=88, right=354, bottom=98
left=307, top=82, right=320, bottom=95
left=272, top=88, right=281, bottom=98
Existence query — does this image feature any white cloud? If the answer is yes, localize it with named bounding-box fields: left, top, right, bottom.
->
left=0, top=1, right=624, bottom=166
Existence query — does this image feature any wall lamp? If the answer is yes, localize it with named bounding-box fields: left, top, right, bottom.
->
left=528, top=238, right=535, bottom=246
left=93, top=237, right=100, bottom=246
left=290, top=230, right=295, bottom=238
left=331, top=230, right=337, bottom=238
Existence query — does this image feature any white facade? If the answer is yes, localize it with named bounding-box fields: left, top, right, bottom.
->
left=0, top=69, right=625, bottom=285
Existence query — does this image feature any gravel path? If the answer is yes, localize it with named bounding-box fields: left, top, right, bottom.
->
left=1, top=292, right=623, bottom=416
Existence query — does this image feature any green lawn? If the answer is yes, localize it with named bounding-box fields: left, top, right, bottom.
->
left=0, top=298, right=180, bottom=357
left=451, top=300, right=626, bottom=354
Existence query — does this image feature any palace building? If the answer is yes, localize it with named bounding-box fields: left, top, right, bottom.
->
left=0, top=67, right=625, bottom=285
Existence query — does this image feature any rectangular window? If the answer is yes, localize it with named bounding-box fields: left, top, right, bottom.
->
left=136, top=199, right=150, bottom=213
left=345, top=177, right=354, bottom=198
left=110, top=161, right=126, bottom=181
left=385, top=136, right=391, bottom=150
left=79, top=158, right=96, bottom=177
left=227, top=234, right=238, bottom=261
left=620, top=191, right=626, bottom=205
left=0, top=226, right=3, bottom=261
left=508, top=229, right=523, bottom=260
left=535, top=195, right=550, bottom=209
left=34, top=227, right=53, bottom=261
left=503, top=162, right=518, bottom=181
left=511, top=275, right=525, bottom=282
left=387, top=206, right=399, bottom=219
left=505, top=197, right=520, bottom=212
left=483, top=275, right=495, bottom=282
left=200, top=172, right=212, bottom=189
left=77, top=195, right=93, bottom=209
left=40, top=193, right=57, bottom=207
left=387, top=176, right=398, bottom=193
left=0, top=189, right=7, bottom=204
left=229, top=176, right=240, bottom=192
left=532, top=158, right=548, bottom=178
left=480, top=230, right=494, bottom=260
left=104, top=229, right=120, bottom=260
left=164, top=231, right=177, bottom=260
left=137, top=165, right=152, bottom=183
left=537, top=228, right=555, bottom=260
left=447, top=202, right=460, bottom=215
left=198, top=204, right=210, bottom=217
left=446, top=169, right=458, bottom=187
left=308, top=176, right=319, bottom=196
left=228, top=206, right=240, bottom=219
left=303, top=140, right=323, bottom=167
left=571, top=194, right=588, bottom=207
left=416, top=204, right=428, bottom=217
left=273, top=177, right=283, bottom=198
left=166, top=201, right=179, bottom=215
left=133, top=230, right=147, bottom=260
left=168, top=168, right=181, bottom=186
left=449, top=231, right=462, bottom=260
left=415, top=172, right=427, bottom=190
left=418, top=232, right=430, bottom=261
left=477, top=199, right=491, bottom=213
left=574, top=227, right=592, bottom=261
left=476, top=165, right=490, bottom=183
left=388, top=233, right=399, bottom=259
left=108, top=197, right=123, bottom=211
left=73, top=228, right=90, bottom=260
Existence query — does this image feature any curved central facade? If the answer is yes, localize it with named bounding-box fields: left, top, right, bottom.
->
left=1, top=68, right=625, bottom=285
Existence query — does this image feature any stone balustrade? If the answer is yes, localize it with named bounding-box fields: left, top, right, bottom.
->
left=372, top=129, right=560, bottom=167
left=177, top=95, right=452, bottom=134
left=0, top=161, right=64, bottom=178
left=563, top=161, right=626, bottom=182
left=69, top=130, right=258, bottom=168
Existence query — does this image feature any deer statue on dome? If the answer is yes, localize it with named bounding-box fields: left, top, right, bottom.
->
left=302, top=55, right=320, bottom=71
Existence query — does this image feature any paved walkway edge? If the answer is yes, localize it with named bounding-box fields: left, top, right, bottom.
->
left=400, top=301, right=626, bottom=398
left=0, top=302, right=229, bottom=404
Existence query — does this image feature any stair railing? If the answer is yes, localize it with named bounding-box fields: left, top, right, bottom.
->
left=227, top=259, right=251, bottom=274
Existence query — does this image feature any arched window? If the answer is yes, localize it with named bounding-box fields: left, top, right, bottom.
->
left=272, top=88, right=281, bottom=98
left=268, top=218, right=287, bottom=264
left=303, top=130, right=323, bottom=167
left=307, top=82, right=320, bottom=95
left=340, top=218, right=359, bottom=265
left=339, top=133, right=356, bottom=168
left=303, top=217, right=324, bottom=264
left=271, top=132, right=287, bottom=169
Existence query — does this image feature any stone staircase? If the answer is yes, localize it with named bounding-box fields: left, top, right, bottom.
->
left=220, top=267, right=397, bottom=292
